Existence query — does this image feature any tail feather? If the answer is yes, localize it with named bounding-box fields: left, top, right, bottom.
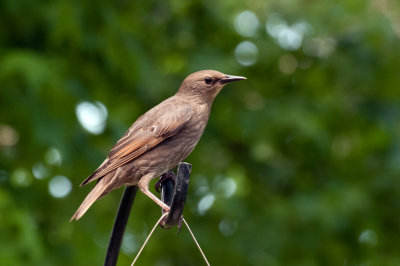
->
left=70, top=179, right=109, bottom=221
left=80, top=158, right=110, bottom=187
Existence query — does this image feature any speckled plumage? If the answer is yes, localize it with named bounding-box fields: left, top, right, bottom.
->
left=71, top=70, right=246, bottom=221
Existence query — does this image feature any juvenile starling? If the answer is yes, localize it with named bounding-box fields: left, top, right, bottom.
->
left=71, top=70, right=246, bottom=221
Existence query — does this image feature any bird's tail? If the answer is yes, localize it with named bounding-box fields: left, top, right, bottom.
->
left=70, top=178, right=109, bottom=221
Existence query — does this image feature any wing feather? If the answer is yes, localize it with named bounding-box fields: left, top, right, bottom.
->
left=80, top=100, right=192, bottom=186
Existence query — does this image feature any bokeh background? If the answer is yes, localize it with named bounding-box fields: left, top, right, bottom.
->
left=1, top=0, right=400, bottom=265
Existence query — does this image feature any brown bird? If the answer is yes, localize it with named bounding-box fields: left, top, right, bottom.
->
left=70, top=70, right=246, bottom=221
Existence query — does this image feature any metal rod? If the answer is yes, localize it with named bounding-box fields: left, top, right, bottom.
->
left=104, top=186, right=138, bottom=266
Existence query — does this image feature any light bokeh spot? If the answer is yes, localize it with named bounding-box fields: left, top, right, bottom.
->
left=11, top=168, right=32, bottom=187
left=251, top=141, right=274, bottom=162
left=279, top=54, right=298, bottom=74
left=198, top=193, right=215, bottom=215
left=277, top=27, right=303, bottom=50
left=45, top=147, right=62, bottom=166
left=194, top=174, right=210, bottom=195
left=219, top=219, right=238, bottom=236
left=235, top=41, right=258, bottom=66
left=303, top=37, right=336, bottom=58
left=266, top=14, right=313, bottom=51
left=234, top=11, right=259, bottom=37
left=266, top=13, right=288, bottom=38
left=32, top=162, right=49, bottom=179
left=76, top=101, right=108, bottom=135
left=49, top=175, right=72, bottom=198
left=122, top=232, right=138, bottom=254
left=0, top=124, right=19, bottom=146
left=359, top=229, right=378, bottom=246
left=215, top=177, right=237, bottom=198
left=243, top=91, right=265, bottom=111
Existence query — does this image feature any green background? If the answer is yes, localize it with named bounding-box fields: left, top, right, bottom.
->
left=1, top=0, right=400, bottom=265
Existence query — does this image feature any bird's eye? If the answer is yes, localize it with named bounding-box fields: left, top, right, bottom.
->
left=204, top=77, right=212, bottom=84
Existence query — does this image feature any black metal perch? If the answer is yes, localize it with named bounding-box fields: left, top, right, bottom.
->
left=160, top=162, right=191, bottom=227
left=104, top=162, right=192, bottom=266
left=104, top=186, right=138, bottom=266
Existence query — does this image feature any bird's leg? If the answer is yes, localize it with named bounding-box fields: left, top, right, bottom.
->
left=155, top=171, right=176, bottom=193
left=142, top=189, right=171, bottom=212
left=138, top=174, right=170, bottom=212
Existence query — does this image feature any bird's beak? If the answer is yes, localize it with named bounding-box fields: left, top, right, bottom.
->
left=220, top=74, right=247, bottom=84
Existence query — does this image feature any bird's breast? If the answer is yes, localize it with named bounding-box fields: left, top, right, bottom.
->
left=126, top=103, right=211, bottom=179
left=168, top=105, right=210, bottom=159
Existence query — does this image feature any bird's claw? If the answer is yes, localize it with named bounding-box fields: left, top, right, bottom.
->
left=162, top=205, right=170, bottom=212
left=155, top=171, right=176, bottom=193
left=159, top=214, right=184, bottom=231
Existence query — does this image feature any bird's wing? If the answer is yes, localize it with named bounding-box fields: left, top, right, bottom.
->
left=80, top=101, right=193, bottom=186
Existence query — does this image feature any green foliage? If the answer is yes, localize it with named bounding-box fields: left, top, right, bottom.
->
left=1, top=0, right=400, bottom=265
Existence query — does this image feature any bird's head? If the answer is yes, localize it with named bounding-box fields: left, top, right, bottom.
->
left=177, top=70, right=246, bottom=102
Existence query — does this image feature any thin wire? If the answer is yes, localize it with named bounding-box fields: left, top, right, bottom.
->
left=131, top=214, right=210, bottom=266
left=183, top=218, right=210, bottom=266
left=131, top=212, right=169, bottom=266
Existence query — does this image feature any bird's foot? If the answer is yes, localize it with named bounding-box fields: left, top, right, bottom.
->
left=159, top=214, right=183, bottom=230
left=161, top=203, right=170, bottom=212
left=155, top=171, right=176, bottom=193
left=159, top=216, right=169, bottom=228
